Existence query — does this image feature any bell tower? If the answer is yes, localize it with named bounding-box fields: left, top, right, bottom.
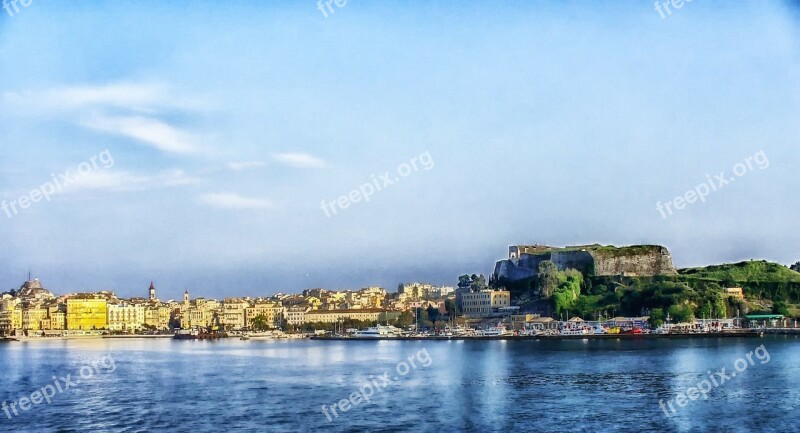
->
left=149, top=281, right=156, bottom=301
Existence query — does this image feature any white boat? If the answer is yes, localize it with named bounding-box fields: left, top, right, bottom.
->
left=476, top=326, right=510, bottom=337
left=560, top=327, right=591, bottom=336
left=354, top=325, right=402, bottom=338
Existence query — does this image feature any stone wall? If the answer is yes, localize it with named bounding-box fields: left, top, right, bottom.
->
left=494, top=244, right=677, bottom=283
left=590, top=245, right=676, bottom=277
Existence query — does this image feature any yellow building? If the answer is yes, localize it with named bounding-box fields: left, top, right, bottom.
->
left=222, top=298, right=250, bottom=330
left=181, top=298, right=222, bottom=330
left=0, top=297, right=22, bottom=334
left=0, top=309, right=21, bottom=334
left=22, top=306, right=49, bottom=331
left=145, top=304, right=171, bottom=330
left=245, top=301, right=284, bottom=329
left=11, top=308, right=22, bottom=331
left=48, top=304, right=66, bottom=331
left=461, top=289, right=511, bottom=318
left=66, top=295, right=108, bottom=330
left=107, top=301, right=146, bottom=332
left=304, top=308, right=391, bottom=324
left=724, top=287, right=745, bottom=300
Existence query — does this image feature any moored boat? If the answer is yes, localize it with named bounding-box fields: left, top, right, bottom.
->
left=353, top=325, right=403, bottom=338
left=174, top=329, right=223, bottom=340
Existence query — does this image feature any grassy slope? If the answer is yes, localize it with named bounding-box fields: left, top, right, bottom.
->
left=678, top=260, right=800, bottom=283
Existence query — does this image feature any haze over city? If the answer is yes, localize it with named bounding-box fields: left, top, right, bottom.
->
left=1, top=0, right=799, bottom=299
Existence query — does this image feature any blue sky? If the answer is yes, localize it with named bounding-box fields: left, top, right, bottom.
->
left=1, top=0, right=798, bottom=299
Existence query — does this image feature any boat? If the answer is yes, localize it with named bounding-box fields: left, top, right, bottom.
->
left=559, top=327, right=591, bottom=336
left=239, top=334, right=251, bottom=341
left=174, top=329, right=222, bottom=340
left=476, top=325, right=510, bottom=337
left=353, top=325, right=403, bottom=338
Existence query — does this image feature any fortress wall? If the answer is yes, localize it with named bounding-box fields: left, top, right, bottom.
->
left=589, top=246, right=676, bottom=276
left=493, top=260, right=538, bottom=282
left=494, top=245, right=677, bottom=282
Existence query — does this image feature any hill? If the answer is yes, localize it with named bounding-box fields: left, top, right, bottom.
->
left=678, top=260, right=800, bottom=283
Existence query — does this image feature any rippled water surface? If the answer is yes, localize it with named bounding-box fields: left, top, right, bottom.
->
left=1, top=336, right=798, bottom=432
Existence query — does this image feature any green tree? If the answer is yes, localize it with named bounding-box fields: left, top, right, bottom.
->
left=426, top=305, right=441, bottom=328
left=445, top=298, right=458, bottom=318
left=470, top=274, right=487, bottom=291
left=772, top=300, right=790, bottom=316
left=791, top=262, right=800, bottom=273
left=395, top=311, right=414, bottom=327
left=537, top=261, right=559, bottom=298
left=649, top=308, right=666, bottom=328
left=668, top=304, right=694, bottom=323
left=458, top=275, right=472, bottom=290
left=251, top=315, right=269, bottom=332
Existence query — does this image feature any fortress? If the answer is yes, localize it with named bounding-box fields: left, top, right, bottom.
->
left=493, top=244, right=677, bottom=282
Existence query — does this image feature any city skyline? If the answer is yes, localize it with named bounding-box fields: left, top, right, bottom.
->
left=2, top=1, right=800, bottom=298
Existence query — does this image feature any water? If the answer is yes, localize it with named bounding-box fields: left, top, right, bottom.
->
left=0, top=336, right=798, bottom=432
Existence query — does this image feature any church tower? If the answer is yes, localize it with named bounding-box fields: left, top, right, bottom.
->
left=184, top=289, right=189, bottom=306
left=149, top=281, right=156, bottom=301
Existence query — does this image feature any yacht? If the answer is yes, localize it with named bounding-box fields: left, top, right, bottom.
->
left=354, top=325, right=402, bottom=338
left=476, top=326, right=510, bottom=337
left=559, top=327, right=591, bottom=336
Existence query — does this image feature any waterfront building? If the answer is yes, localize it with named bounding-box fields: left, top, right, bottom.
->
left=21, top=305, right=49, bottom=331
left=66, top=294, right=109, bottom=330
left=222, top=298, right=250, bottom=330
left=461, top=289, right=511, bottom=318
left=47, top=303, right=67, bottom=330
left=181, top=297, right=222, bottom=329
left=304, top=308, right=400, bottom=324
left=528, top=317, right=558, bottom=331
left=285, top=305, right=309, bottom=326
left=107, top=300, right=146, bottom=332
left=245, top=300, right=284, bottom=329
left=143, top=301, right=171, bottom=330
left=0, top=295, right=22, bottom=334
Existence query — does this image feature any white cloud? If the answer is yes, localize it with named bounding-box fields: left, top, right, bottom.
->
left=226, top=161, right=267, bottom=171
left=198, top=193, right=273, bottom=210
left=3, top=82, right=207, bottom=114
left=3, top=82, right=207, bottom=155
left=82, top=115, right=197, bottom=155
left=273, top=153, right=326, bottom=169
left=67, top=169, right=199, bottom=192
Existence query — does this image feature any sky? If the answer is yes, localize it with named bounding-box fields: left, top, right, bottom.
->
left=0, top=0, right=798, bottom=300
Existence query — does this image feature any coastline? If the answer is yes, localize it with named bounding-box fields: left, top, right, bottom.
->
left=310, top=330, right=766, bottom=341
